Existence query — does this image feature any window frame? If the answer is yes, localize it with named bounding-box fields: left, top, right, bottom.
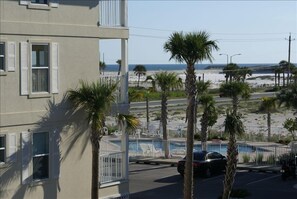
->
left=20, top=41, right=59, bottom=97
left=0, top=135, right=6, bottom=164
left=0, top=42, right=5, bottom=72
left=32, top=132, right=49, bottom=181
left=31, top=0, right=48, bottom=4
left=20, top=0, right=59, bottom=9
left=31, top=43, right=50, bottom=94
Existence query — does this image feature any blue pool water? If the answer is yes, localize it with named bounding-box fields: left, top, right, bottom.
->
left=111, top=139, right=266, bottom=155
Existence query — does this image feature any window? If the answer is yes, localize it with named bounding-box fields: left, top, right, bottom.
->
left=32, top=132, right=49, bottom=180
left=0, top=43, right=4, bottom=71
left=20, top=0, right=58, bottom=8
left=0, top=135, right=6, bottom=164
left=31, top=44, right=49, bottom=93
left=20, top=42, right=59, bottom=96
left=31, top=0, right=48, bottom=4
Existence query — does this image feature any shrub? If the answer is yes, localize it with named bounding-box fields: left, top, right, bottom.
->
left=194, top=133, right=201, bottom=141
left=253, top=153, right=264, bottom=164
left=278, top=152, right=297, bottom=164
left=242, top=153, right=251, bottom=163
left=266, top=154, right=276, bottom=164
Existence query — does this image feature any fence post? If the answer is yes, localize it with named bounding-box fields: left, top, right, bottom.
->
left=274, top=146, right=277, bottom=166
left=255, top=146, right=258, bottom=165
left=152, top=139, right=154, bottom=157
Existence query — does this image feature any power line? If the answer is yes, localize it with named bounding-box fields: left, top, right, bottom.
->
left=130, top=26, right=297, bottom=36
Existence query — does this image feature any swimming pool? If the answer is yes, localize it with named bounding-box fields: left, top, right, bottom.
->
left=110, top=139, right=267, bottom=155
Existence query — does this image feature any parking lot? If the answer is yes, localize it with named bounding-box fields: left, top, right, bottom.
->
left=129, top=163, right=297, bottom=199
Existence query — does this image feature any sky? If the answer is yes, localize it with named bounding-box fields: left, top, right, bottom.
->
left=100, top=0, right=297, bottom=65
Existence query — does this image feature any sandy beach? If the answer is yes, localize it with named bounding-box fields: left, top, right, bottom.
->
left=105, top=69, right=294, bottom=140
left=126, top=69, right=276, bottom=89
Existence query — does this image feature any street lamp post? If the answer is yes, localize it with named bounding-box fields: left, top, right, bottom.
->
left=230, top=53, right=241, bottom=63
left=219, top=53, right=229, bottom=65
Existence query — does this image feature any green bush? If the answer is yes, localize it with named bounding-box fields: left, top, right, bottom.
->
left=266, top=154, right=276, bottom=164
left=194, top=133, right=201, bottom=141
left=253, top=153, right=264, bottom=163
left=242, top=153, right=251, bottom=163
left=278, top=152, right=297, bottom=164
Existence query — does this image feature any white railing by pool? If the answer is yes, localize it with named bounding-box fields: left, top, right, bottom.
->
left=126, top=138, right=292, bottom=166
left=100, top=151, right=125, bottom=184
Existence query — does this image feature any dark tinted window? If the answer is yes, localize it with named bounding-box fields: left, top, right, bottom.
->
left=207, top=152, right=223, bottom=160
left=194, top=152, right=206, bottom=161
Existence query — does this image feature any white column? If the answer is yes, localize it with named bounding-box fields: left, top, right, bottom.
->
left=120, top=39, right=128, bottom=104
left=121, top=123, right=129, bottom=180
left=120, top=0, right=129, bottom=184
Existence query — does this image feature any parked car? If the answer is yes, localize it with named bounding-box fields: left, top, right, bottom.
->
left=177, top=151, right=227, bottom=177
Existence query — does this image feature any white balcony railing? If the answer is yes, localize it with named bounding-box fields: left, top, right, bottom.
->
left=99, top=0, right=124, bottom=27
left=99, top=151, right=125, bottom=184
left=99, top=74, right=121, bottom=103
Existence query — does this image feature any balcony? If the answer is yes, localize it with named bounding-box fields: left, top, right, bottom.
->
left=99, top=0, right=127, bottom=27
left=99, top=74, right=129, bottom=114
left=100, top=151, right=125, bottom=184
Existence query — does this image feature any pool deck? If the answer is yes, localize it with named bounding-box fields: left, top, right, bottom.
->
left=129, top=156, right=281, bottom=173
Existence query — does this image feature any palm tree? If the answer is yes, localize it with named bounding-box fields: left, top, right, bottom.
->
left=283, top=118, right=297, bottom=141
left=238, top=67, right=252, bottom=82
left=154, top=71, right=182, bottom=158
left=277, top=85, right=297, bottom=111
left=274, top=67, right=282, bottom=88
left=219, top=81, right=250, bottom=199
left=164, top=31, right=219, bottom=199
left=199, top=94, right=218, bottom=151
left=223, top=63, right=239, bottom=83
left=99, top=61, right=106, bottom=75
left=259, top=97, right=277, bottom=141
left=116, top=59, right=121, bottom=76
left=219, top=82, right=251, bottom=114
left=222, top=111, right=245, bottom=199
left=117, top=113, right=141, bottom=135
left=133, top=64, right=147, bottom=87
left=67, top=80, right=118, bottom=199
left=145, top=75, right=157, bottom=92
left=195, top=80, right=211, bottom=145
left=279, top=60, right=288, bottom=87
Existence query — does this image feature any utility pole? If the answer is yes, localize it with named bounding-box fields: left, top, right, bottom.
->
left=286, top=33, right=295, bottom=85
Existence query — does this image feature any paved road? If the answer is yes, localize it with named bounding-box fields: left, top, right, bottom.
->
left=129, top=163, right=297, bottom=199
left=130, top=92, right=276, bottom=112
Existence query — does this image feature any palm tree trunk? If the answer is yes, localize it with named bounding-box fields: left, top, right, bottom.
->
left=201, top=112, right=208, bottom=151
left=232, top=96, right=239, bottom=115
left=184, top=95, right=195, bottom=199
left=184, top=64, right=196, bottom=199
left=137, top=74, right=140, bottom=87
left=283, top=69, right=286, bottom=87
left=222, top=133, right=238, bottom=199
left=274, top=72, right=277, bottom=88
left=91, top=139, right=100, bottom=199
left=161, top=93, right=170, bottom=158
left=267, top=112, right=271, bottom=141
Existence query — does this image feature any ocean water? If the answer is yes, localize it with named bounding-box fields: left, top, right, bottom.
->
left=102, top=63, right=295, bottom=88
left=104, top=63, right=281, bottom=72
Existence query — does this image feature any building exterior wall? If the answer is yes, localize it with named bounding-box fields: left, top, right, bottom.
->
left=0, top=0, right=129, bottom=198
